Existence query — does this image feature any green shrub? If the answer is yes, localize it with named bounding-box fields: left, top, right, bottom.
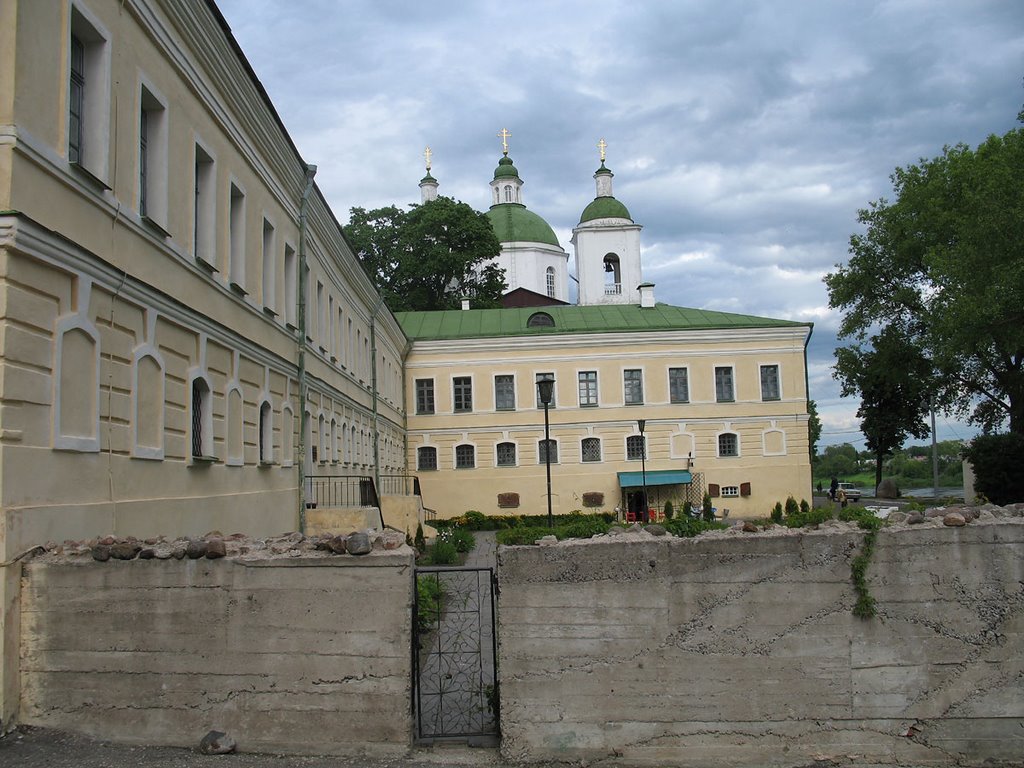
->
left=428, top=538, right=458, bottom=565
left=702, top=492, right=714, bottom=522
left=414, top=523, right=426, bottom=553
left=784, top=496, right=799, bottom=519
left=770, top=501, right=783, bottom=524
left=416, top=576, right=442, bottom=633
left=799, top=499, right=811, bottom=515
left=494, top=514, right=611, bottom=545
left=683, top=500, right=694, bottom=518
left=664, top=516, right=727, bottom=538
left=664, top=500, right=674, bottom=520
left=448, top=527, right=476, bottom=553
left=962, top=433, right=1024, bottom=506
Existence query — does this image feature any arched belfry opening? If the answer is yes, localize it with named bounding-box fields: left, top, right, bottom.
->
left=603, top=253, right=621, bottom=296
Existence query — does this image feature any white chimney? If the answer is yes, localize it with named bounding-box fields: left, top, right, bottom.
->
left=639, top=283, right=655, bottom=308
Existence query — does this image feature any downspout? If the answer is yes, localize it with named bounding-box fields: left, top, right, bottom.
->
left=296, top=164, right=317, bottom=534
left=369, top=294, right=385, bottom=521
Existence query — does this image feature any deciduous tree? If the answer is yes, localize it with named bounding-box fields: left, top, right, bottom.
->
left=344, top=197, right=505, bottom=312
left=825, top=123, right=1024, bottom=433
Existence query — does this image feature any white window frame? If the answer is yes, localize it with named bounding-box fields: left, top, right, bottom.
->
left=494, top=374, right=516, bottom=411
left=454, top=442, right=476, bottom=469
left=538, top=438, right=559, bottom=465
left=453, top=375, right=473, bottom=413
left=68, top=3, right=112, bottom=184
left=580, top=436, right=602, bottom=463
left=495, top=440, right=517, bottom=467
left=193, top=139, right=217, bottom=271
left=715, top=366, right=735, bottom=403
left=623, top=368, right=644, bottom=405
left=417, top=445, right=438, bottom=471
left=717, top=431, right=740, bottom=458
left=626, top=434, right=646, bottom=461
left=228, top=179, right=247, bottom=294
left=262, top=217, right=277, bottom=315
left=721, top=485, right=740, bottom=498
left=669, top=366, right=690, bottom=404
left=138, top=79, right=168, bottom=231
left=760, top=363, right=782, bottom=401
left=578, top=370, right=599, bottom=407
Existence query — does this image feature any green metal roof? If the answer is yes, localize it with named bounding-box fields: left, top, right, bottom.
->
left=493, top=156, right=520, bottom=179
left=580, top=196, right=632, bottom=223
left=618, top=470, right=692, bottom=488
left=486, top=203, right=560, bottom=247
left=396, top=302, right=811, bottom=341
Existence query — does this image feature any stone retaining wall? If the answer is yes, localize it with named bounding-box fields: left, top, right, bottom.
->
left=20, top=538, right=414, bottom=756
left=497, top=518, right=1024, bottom=766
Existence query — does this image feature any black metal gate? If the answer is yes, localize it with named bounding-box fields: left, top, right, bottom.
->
left=413, top=567, right=498, bottom=742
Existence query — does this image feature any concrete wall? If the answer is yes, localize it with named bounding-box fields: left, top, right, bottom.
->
left=497, top=521, right=1024, bottom=766
left=20, top=549, right=414, bottom=756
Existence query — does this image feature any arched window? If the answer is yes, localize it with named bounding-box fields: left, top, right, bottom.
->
left=718, top=432, right=740, bottom=457
left=504, top=184, right=513, bottom=202
left=317, top=413, right=326, bottom=464
left=258, top=400, right=272, bottom=463
left=545, top=266, right=556, bottom=298
left=455, top=443, right=475, bottom=469
left=418, top=446, right=437, bottom=471
left=190, top=376, right=212, bottom=459
left=581, top=437, right=601, bottom=463
left=527, top=311, right=555, bottom=328
left=496, top=441, right=516, bottom=467
left=626, top=434, right=645, bottom=461
left=538, top=438, right=558, bottom=464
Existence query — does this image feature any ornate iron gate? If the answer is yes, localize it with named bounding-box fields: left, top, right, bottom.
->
left=413, top=567, right=498, bottom=741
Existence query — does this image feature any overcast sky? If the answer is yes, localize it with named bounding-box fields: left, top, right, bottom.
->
left=215, top=0, right=1022, bottom=449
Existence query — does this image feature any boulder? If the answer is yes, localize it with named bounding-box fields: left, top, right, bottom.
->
left=198, top=730, right=236, bottom=755
left=186, top=539, right=208, bottom=559
left=943, top=512, right=967, bottom=527
left=346, top=532, right=372, bottom=555
left=328, top=535, right=348, bottom=554
left=205, top=538, right=227, bottom=559
left=91, top=545, right=111, bottom=562
left=644, top=524, right=667, bottom=536
left=109, top=542, right=140, bottom=560
left=876, top=478, right=900, bottom=499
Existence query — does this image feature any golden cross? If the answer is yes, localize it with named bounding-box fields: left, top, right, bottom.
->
left=598, top=138, right=607, bottom=163
left=497, top=127, right=512, bottom=155
left=424, top=145, right=432, bottom=171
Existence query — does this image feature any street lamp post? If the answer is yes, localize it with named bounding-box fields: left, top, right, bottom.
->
left=638, top=419, right=648, bottom=523
left=537, top=374, right=555, bottom=528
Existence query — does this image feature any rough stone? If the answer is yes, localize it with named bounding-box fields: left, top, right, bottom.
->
left=381, top=531, right=405, bottom=550
left=170, top=545, right=187, bottom=560
left=109, top=542, right=139, bottom=561
left=328, top=535, right=348, bottom=554
left=876, top=478, right=899, bottom=498
left=943, top=512, right=967, bottom=527
left=198, top=730, right=236, bottom=755
left=90, top=545, right=111, bottom=562
left=537, top=535, right=558, bottom=547
left=185, top=540, right=207, bottom=559
left=886, top=511, right=907, bottom=524
left=606, top=527, right=626, bottom=536
left=644, top=524, right=667, bottom=536
left=152, top=544, right=174, bottom=560
left=205, top=538, right=226, bottom=559
left=138, top=548, right=155, bottom=560
left=742, top=521, right=759, bottom=533
left=98, top=535, right=116, bottom=546
left=907, top=512, right=926, bottom=525
left=346, top=532, right=372, bottom=555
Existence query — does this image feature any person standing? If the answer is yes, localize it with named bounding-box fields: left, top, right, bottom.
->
left=829, top=476, right=839, bottom=502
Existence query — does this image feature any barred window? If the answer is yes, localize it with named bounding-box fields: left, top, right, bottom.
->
left=538, top=439, right=558, bottom=464
left=455, top=443, right=475, bottom=469
left=581, top=437, right=602, bottom=463
left=626, top=434, right=646, bottom=461
left=718, top=432, right=739, bottom=457
left=496, top=441, right=516, bottom=467
left=417, top=446, right=437, bottom=471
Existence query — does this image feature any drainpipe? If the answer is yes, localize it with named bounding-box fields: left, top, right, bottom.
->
left=369, top=294, right=385, bottom=516
left=296, top=164, right=317, bottom=533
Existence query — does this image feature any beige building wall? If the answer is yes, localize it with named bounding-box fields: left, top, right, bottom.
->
left=0, top=0, right=407, bottom=728
left=405, top=325, right=812, bottom=520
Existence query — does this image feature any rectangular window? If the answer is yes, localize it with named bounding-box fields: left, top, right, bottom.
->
left=193, top=142, right=216, bottom=270
left=453, top=377, right=473, bottom=413
left=496, top=441, right=517, bottom=467
left=760, top=364, right=781, bottom=401
left=715, top=366, right=735, bottom=402
left=138, top=85, right=167, bottom=229
left=535, top=372, right=556, bottom=408
left=228, top=182, right=246, bottom=293
left=415, top=379, right=435, bottom=415
left=581, top=437, right=602, bottom=463
left=626, top=434, right=646, bottom=461
left=624, top=369, right=644, bottom=405
left=283, top=244, right=296, bottom=325
left=262, top=219, right=276, bottom=313
left=718, top=432, right=739, bottom=457
left=316, top=281, right=325, bottom=343
left=578, top=371, right=598, bottom=407
left=721, top=486, right=740, bottom=497
left=669, top=367, right=689, bottom=403
left=69, top=7, right=111, bottom=181
left=494, top=375, right=515, bottom=411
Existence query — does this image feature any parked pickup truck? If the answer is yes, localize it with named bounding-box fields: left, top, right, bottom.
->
left=836, top=482, right=863, bottom=502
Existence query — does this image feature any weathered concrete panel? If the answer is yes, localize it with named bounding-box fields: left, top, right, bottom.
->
left=497, top=522, right=1024, bottom=766
left=20, top=550, right=414, bottom=756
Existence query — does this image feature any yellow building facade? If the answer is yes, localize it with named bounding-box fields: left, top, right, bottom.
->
left=400, top=304, right=813, bottom=520
left=0, top=0, right=407, bottom=726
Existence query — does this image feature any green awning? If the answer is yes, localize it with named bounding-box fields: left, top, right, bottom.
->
left=617, top=470, right=692, bottom=488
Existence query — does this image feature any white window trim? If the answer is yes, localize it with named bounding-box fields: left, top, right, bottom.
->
left=261, top=215, right=277, bottom=315
left=716, top=429, right=741, bottom=458
left=714, top=365, right=736, bottom=403
left=283, top=242, right=297, bottom=326
left=494, top=439, right=519, bottom=468
left=721, top=486, right=740, bottom=498
left=577, top=369, right=599, bottom=408
left=280, top=401, right=294, bottom=467
left=137, top=76, right=169, bottom=231
left=669, top=429, right=696, bottom=460
left=622, top=366, right=645, bottom=406
left=625, top=433, right=646, bottom=462
left=53, top=310, right=101, bottom=453
left=453, top=441, right=477, bottom=469
left=228, top=177, right=247, bottom=294
left=452, top=374, right=474, bottom=414
left=762, top=426, right=788, bottom=456
left=417, top=444, right=439, bottom=471
left=579, top=436, right=602, bottom=464
left=188, top=368, right=215, bottom=462
left=131, top=344, right=165, bottom=460
left=493, top=372, right=517, bottom=412
left=68, top=2, right=112, bottom=184
left=759, top=362, right=783, bottom=402
left=537, top=437, right=559, bottom=465
left=668, top=365, right=690, bottom=404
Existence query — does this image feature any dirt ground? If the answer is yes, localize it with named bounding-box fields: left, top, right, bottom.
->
left=0, top=726, right=512, bottom=768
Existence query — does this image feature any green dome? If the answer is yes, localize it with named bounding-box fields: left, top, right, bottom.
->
left=486, top=203, right=560, bottom=247
left=580, top=196, right=632, bottom=223
left=493, top=155, right=520, bottom=179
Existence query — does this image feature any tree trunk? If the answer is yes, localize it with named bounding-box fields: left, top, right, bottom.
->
left=874, top=452, right=884, bottom=496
